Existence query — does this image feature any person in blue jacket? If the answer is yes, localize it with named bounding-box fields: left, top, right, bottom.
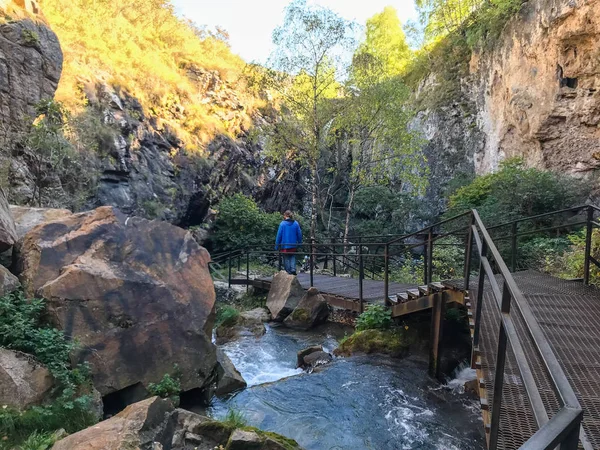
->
left=275, top=210, right=302, bottom=275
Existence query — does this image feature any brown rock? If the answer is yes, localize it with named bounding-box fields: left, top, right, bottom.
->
left=52, top=396, right=173, bottom=450
left=266, top=271, right=305, bottom=322
left=226, top=429, right=262, bottom=450
left=240, top=307, right=271, bottom=323
left=0, top=349, right=54, bottom=410
left=15, top=206, right=217, bottom=396
left=0, top=265, right=20, bottom=296
left=284, top=288, right=329, bottom=330
left=296, top=346, right=323, bottom=369
left=302, top=351, right=332, bottom=370
left=9, top=205, right=72, bottom=240
left=215, top=348, right=247, bottom=397
left=0, top=189, right=17, bottom=252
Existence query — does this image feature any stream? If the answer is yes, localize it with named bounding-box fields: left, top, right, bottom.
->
left=205, top=323, right=485, bottom=450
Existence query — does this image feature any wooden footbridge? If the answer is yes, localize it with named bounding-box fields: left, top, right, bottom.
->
left=211, top=204, right=600, bottom=450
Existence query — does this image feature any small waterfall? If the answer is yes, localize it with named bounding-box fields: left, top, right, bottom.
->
left=445, top=361, right=477, bottom=394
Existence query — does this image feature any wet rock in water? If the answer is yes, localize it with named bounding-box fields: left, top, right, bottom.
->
left=14, top=206, right=217, bottom=397
left=296, top=346, right=323, bottom=368
left=0, top=190, right=17, bottom=252
left=303, top=351, right=333, bottom=372
left=241, top=307, right=271, bottom=323
left=266, top=271, right=305, bottom=321
left=0, top=349, right=54, bottom=410
left=215, top=348, right=247, bottom=397
left=284, top=287, right=329, bottom=330
left=9, top=205, right=72, bottom=240
left=463, top=379, right=479, bottom=397
left=334, top=329, right=410, bottom=358
left=226, top=429, right=263, bottom=450
left=0, top=265, right=20, bottom=296
left=296, top=346, right=332, bottom=371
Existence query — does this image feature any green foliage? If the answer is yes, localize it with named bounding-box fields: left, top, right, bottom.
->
left=0, top=290, right=96, bottom=446
left=541, top=230, right=600, bottom=285
left=432, top=236, right=464, bottom=281
left=355, top=305, right=392, bottom=331
left=22, top=29, right=40, bottom=46
left=15, top=431, right=56, bottom=450
left=215, top=305, right=241, bottom=328
left=389, top=256, right=424, bottom=284
left=335, top=329, right=409, bottom=357
left=212, top=194, right=283, bottom=251
left=354, top=6, right=411, bottom=79
left=223, top=407, right=247, bottom=428
left=148, top=365, right=182, bottom=402
left=24, top=99, right=99, bottom=209
left=446, top=158, right=590, bottom=225
left=351, top=186, right=430, bottom=237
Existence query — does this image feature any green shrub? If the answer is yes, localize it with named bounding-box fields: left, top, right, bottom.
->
left=446, top=158, right=589, bottom=226
left=212, top=194, right=284, bottom=251
left=0, top=290, right=97, bottom=446
left=216, top=305, right=240, bottom=328
left=8, top=431, right=55, bottom=450
left=335, top=329, right=409, bottom=357
left=355, top=305, right=392, bottom=331
left=22, top=29, right=40, bottom=46
left=389, top=255, right=424, bottom=284
left=148, top=365, right=182, bottom=401
left=223, top=407, right=247, bottom=428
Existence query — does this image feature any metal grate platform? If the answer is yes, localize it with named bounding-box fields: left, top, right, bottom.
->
left=469, top=271, right=600, bottom=449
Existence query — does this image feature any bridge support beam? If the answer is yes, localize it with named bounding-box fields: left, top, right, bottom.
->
left=429, top=292, right=445, bottom=379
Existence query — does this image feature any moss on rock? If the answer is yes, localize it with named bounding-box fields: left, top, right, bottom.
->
left=334, top=329, right=410, bottom=358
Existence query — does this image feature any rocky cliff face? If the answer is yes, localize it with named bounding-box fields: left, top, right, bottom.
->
left=417, top=0, right=600, bottom=211
left=472, top=0, right=600, bottom=176
left=0, top=1, right=301, bottom=225
left=0, top=0, right=62, bottom=141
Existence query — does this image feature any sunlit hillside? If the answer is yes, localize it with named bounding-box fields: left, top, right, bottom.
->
left=39, top=0, right=259, bottom=150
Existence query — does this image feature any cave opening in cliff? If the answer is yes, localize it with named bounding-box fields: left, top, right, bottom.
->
left=563, top=77, right=578, bottom=88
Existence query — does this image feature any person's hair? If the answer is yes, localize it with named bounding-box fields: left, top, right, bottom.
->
left=284, top=210, right=293, bottom=219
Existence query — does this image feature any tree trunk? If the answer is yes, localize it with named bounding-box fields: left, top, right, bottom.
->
left=343, top=186, right=356, bottom=263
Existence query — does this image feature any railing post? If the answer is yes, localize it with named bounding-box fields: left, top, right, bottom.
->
left=472, top=239, right=487, bottom=369
left=384, top=243, right=390, bottom=303
left=464, top=214, right=474, bottom=289
left=237, top=252, right=241, bottom=271
left=228, top=252, right=232, bottom=288
left=426, top=228, right=433, bottom=284
left=332, top=238, right=337, bottom=277
left=511, top=221, right=518, bottom=273
left=429, top=291, right=445, bottom=379
left=584, top=206, right=594, bottom=285
left=359, top=237, right=364, bottom=314
left=489, top=281, right=512, bottom=449
left=310, top=238, right=315, bottom=287
left=246, top=249, right=250, bottom=294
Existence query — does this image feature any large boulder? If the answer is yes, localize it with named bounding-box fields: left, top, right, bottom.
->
left=52, top=396, right=174, bottom=450
left=9, top=205, right=72, bottom=240
left=14, top=206, right=217, bottom=396
left=0, top=349, right=54, bottom=410
left=283, top=287, right=329, bottom=330
left=215, top=348, right=247, bottom=397
left=266, top=272, right=305, bottom=322
left=0, top=189, right=17, bottom=252
left=0, top=264, right=19, bottom=296
left=52, top=398, right=304, bottom=450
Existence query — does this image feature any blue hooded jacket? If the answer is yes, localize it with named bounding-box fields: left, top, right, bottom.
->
left=275, top=219, right=302, bottom=250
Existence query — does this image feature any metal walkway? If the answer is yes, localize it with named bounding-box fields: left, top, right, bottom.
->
left=468, top=271, right=600, bottom=449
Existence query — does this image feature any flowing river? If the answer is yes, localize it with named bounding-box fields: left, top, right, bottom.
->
left=205, top=323, right=485, bottom=450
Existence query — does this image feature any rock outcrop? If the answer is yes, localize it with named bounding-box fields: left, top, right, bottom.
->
left=266, top=272, right=305, bottom=322
left=0, top=349, right=54, bottom=410
left=284, top=287, right=329, bottom=330
left=415, top=0, right=600, bottom=213
left=0, top=264, right=19, bottom=295
left=15, top=206, right=217, bottom=396
left=9, top=205, right=72, bottom=239
left=296, top=346, right=332, bottom=371
left=215, top=348, right=247, bottom=397
left=0, top=1, right=63, bottom=144
left=52, top=397, right=303, bottom=450
left=0, top=189, right=17, bottom=252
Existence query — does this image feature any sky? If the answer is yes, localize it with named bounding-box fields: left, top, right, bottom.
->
left=172, top=0, right=418, bottom=64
